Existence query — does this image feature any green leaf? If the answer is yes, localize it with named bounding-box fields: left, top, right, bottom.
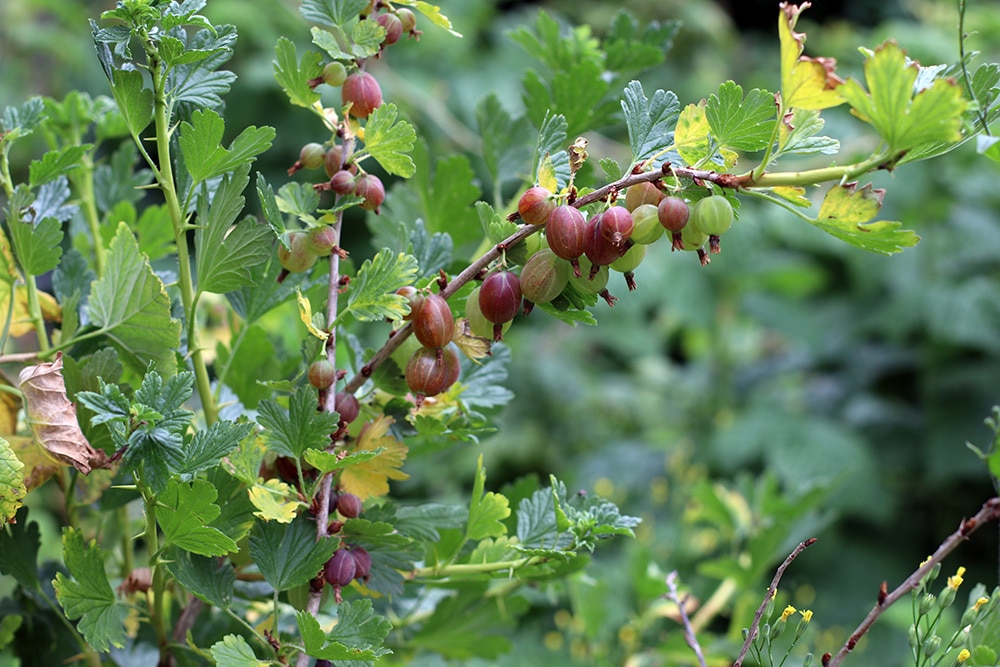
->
left=165, top=25, right=238, bottom=111
left=536, top=301, right=597, bottom=327
left=93, top=142, right=154, bottom=212
left=466, top=455, right=510, bottom=541
left=88, top=223, right=182, bottom=374
left=839, top=42, right=966, bottom=155
left=476, top=93, right=533, bottom=186
left=317, top=599, right=392, bottom=656
left=1, top=97, right=46, bottom=142
left=257, top=388, right=341, bottom=458
left=812, top=182, right=919, bottom=255
left=342, top=250, right=419, bottom=322
left=516, top=485, right=568, bottom=550
left=0, top=614, right=21, bottom=651
left=158, top=478, right=238, bottom=556
left=409, top=586, right=529, bottom=659
left=222, top=431, right=267, bottom=485
left=296, top=609, right=385, bottom=661
left=304, top=447, right=385, bottom=474
left=398, top=1, right=462, bottom=37
left=410, top=219, right=453, bottom=280
left=248, top=515, right=337, bottom=591
left=776, top=107, right=839, bottom=157
left=705, top=80, right=776, bottom=152
left=7, top=209, right=63, bottom=276
left=361, top=103, right=417, bottom=178
left=352, top=19, right=385, bottom=59
left=395, top=503, right=468, bottom=542
left=458, top=344, right=514, bottom=411
left=0, top=509, right=40, bottom=590
left=108, top=69, right=153, bottom=136
left=178, top=109, right=275, bottom=184
left=980, top=135, right=1000, bottom=164
left=604, top=12, right=678, bottom=77
left=176, top=420, right=253, bottom=477
left=29, top=145, right=91, bottom=187
left=195, top=166, right=273, bottom=295
left=311, top=26, right=352, bottom=61
left=0, top=437, right=25, bottom=524
left=165, top=547, right=235, bottom=609
left=275, top=181, right=321, bottom=225
left=210, top=634, right=266, bottom=667
left=53, top=527, right=128, bottom=652
left=272, top=36, right=323, bottom=109
left=301, top=0, right=369, bottom=26
left=621, top=81, right=680, bottom=164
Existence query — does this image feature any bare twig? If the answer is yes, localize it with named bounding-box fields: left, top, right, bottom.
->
left=827, top=497, right=1000, bottom=667
left=733, top=537, right=817, bottom=667
left=666, top=571, right=709, bottom=667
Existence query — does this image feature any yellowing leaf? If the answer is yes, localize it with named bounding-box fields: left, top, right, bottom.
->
left=1, top=437, right=26, bottom=523
left=812, top=182, right=920, bottom=254
left=18, top=353, right=109, bottom=474
left=779, top=3, right=845, bottom=110
left=674, top=102, right=737, bottom=169
left=338, top=415, right=409, bottom=500
left=248, top=478, right=302, bottom=523
left=453, top=318, right=491, bottom=362
left=6, top=435, right=60, bottom=491
left=536, top=154, right=558, bottom=194
left=394, top=0, right=463, bottom=37
left=296, top=289, right=329, bottom=341
left=0, top=231, right=61, bottom=337
left=0, top=380, right=21, bottom=436
left=770, top=185, right=812, bottom=207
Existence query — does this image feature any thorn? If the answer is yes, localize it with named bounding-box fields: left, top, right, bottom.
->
left=877, top=581, right=888, bottom=606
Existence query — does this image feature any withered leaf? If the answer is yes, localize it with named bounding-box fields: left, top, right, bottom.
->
left=18, top=353, right=109, bottom=474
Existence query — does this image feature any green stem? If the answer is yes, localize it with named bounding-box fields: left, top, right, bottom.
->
left=24, top=275, right=51, bottom=353
left=408, top=555, right=546, bottom=579
left=143, top=489, right=170, bottom=664
left=119, top=505, right=135, bottom=577
left=747, top=153, right=888, bottom=188
left=77, top=153, right=106, bottom=278
left=752, top=98, right=787, bottom=181
left=149, top=58, right=218, bottom=425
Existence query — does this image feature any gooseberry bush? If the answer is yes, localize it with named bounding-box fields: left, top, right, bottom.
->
left=1, top=1, right=1000, bottom=665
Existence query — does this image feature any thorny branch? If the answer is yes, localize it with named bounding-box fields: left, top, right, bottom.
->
left=666, top=571, right=709, bottom=667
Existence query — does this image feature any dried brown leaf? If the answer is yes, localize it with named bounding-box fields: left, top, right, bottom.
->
left=18, top=353, right=109, bottom=474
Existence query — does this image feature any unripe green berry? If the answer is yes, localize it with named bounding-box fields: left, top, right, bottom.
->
left=629, top=204, right=664, bottom=245
left=278, top=231, right=318, bottom=274
left=322, top=61, right=348, bottom=87
left=308, top=359, right=336, bottom=389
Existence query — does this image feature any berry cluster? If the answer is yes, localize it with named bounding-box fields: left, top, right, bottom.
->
left=400, top=289, right=461, bottom=406
left=323, top=492, right=371, bottom=596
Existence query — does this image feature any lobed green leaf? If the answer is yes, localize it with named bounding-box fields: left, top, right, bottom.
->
left=343, top=249, right=419, bottom=322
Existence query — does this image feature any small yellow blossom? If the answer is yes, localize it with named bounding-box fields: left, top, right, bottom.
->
left=957, top=648, right=971, bottom=663
left=974, top=596, right=990, bottom=611
left=947, top=566, right=966, bottom=590
left=780, top=605, right=797, bottom=621
left=799, top=609, right=813, bottom=622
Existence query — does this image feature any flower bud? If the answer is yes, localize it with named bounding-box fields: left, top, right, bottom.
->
left=918, top=592, right=937, bottom=615
left=938, top=586, right=957, bottom=610
left=920, top=634, right=941, bottom=658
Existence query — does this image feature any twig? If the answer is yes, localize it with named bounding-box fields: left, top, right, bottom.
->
left=666, top=571, right=708, bottom=667
left=827, top=497, right=1000, bottom=667
left=733, top=537, right=817, bottom=667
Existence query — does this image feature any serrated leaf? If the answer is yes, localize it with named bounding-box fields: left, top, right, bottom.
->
left=352, top=19, right=385, bottom=59
left=29, top=145, right=91, bottom=187
left=222, top=433, right=267, bottom=485
left=778, top=3, right=845, bottom=110
left=248, top=515, right=337, bottom=591
left=248, top=477, right=302, bottom=523
left=0, top=438, right=26, bottom=523
left=273, top=36, right=323, bottom=108
left=706, top=81, right=776, bottom=152
left=0, top=510, right=40, bottom=589
left=178, top=109, right=275, bottom=183
left=311, top=26, right=351, bottom=61
left=210, top=634, right=266, bottom=667
left=408, top=586, right=528, bottom=659
left=621, top=80, right=680, bottom=163
left=296, top=288, right=329, bottom=341
left=175, top=420, right=253, bottom=477
left=476, top=93, right=533, bottom=186
left=536, top=301, right=597, bottom=327
left=466, top=455, right=510, bottom=541
left=109, top=69, right=154, bottom=136
left=304, top=447, right=384, bottom=474
left=599, top=157, right=622, bottom=182
left=339, top=415, right=409, bottom=500
left=158, top=478, right=238, bottom=556
left=301, top=0, right=369, bottom=26
left=776, top=107, right=839, bottom=157
left=812, top=182, right=919, bottom=254
left=296, top=611, right=381, bottom=661
left=165, top=25, right=238, bottom=110
left=93, top=142, right=154, bottom=212
left=397, top=1, right=462, bottom=37
left=7, top=212, right=64, bottom=277
left=165, top=547, right=235, bottom=609
left=768, top=186, right=812, bottom=207
left=457, top=345, right=514, bottom=410
left=839, top=42, right=966, bottom=155
left=533, top=112, right=567, bottom=184
left=1, top=97, right=46, bottom=142
left=53, top=528, right=128, bottom=652
left=257, top=387, right=340, bottom=458
left=361, top=103, right=416, bottom=178
left=343, top=250, right=419, bottom=322
left=516, top=486, right=567, bottom=549
left=410, top=219, right=453, bottom=280
left=276, top=181, right=321, bottom=224
left=89, top=223, right=181, bottom=374
left=195, top=166, right=272, bottom=294
left=536, top=153, right=558, bottom=194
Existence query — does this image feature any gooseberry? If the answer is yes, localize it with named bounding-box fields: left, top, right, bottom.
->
left=630, top=203, right=664, bottom=245
left=342, top=71, right=382, bottom=118
left=546, top=205, right=587, bottom=277
left=624, top=180, right=663, bottom=211
left=412, top=292, right=454, bottom=350
left=478, top=271, right=521, bottom=341
left=518, top=186, right=556, bottom=226
left=354, top=173, right=385, bottom=212
left=519, top=248, right=570, bottom=313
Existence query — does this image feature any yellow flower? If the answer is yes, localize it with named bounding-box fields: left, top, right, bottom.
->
left=799, top=609, right=813, bottom=623
left=947, top=566, right=966, bottom=590
left=957, top=648, right=971, bottom=663
left=780, top=605, right=797, bottom=621
left=974, top=596, right=990, bottom=611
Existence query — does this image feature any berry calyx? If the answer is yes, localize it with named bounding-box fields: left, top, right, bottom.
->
left=342, top=71, right=383, bottom=118
left=519, top=248, right=570, bottom=314
left=478, top=271, right=522, bottom=341
left=412, top=292, right=455, bottom=350
left=546, top=205, right=587, bottom=277
left=288, top=142, right=326, bottom=175
left=354, top=173, right=385, bottom=212
left=517, top=186, right=556, bottom=226
left=610, top=243, right=647, bottom=292
left=598, top=206, right=634, bottom=248
left=308, top=359, right=336, bottom=389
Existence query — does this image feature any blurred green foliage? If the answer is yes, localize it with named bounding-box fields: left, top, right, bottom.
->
left=3, top=0, right=1000, bottom=665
